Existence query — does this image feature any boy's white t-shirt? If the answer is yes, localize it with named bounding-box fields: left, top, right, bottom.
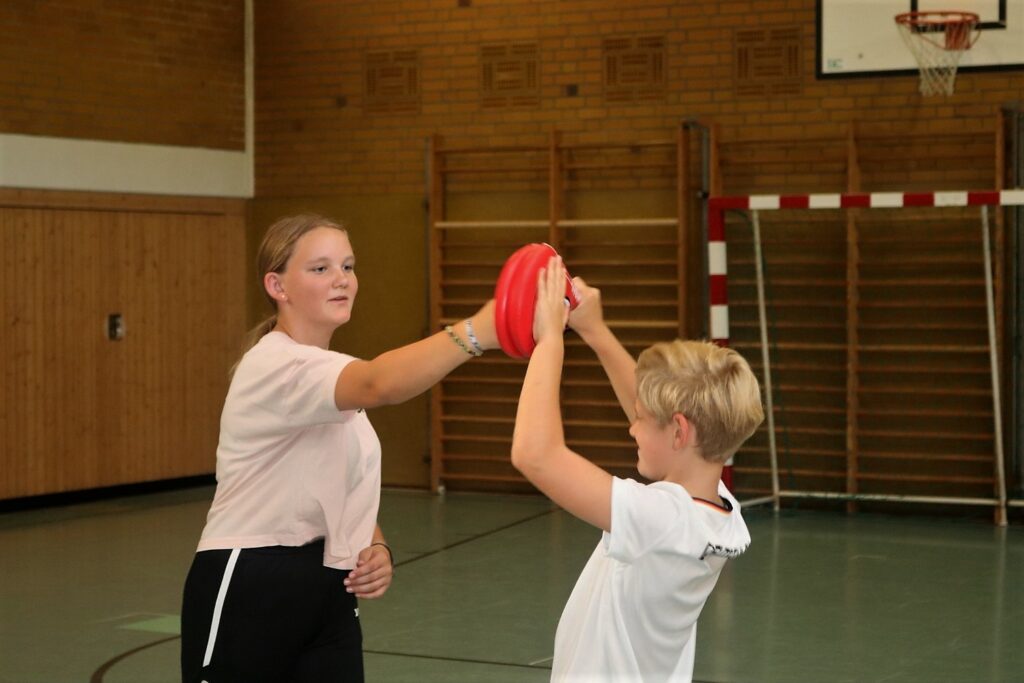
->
left=197, top=331, right=381, bottom=570
left=551, top=477, right=749, bottom=683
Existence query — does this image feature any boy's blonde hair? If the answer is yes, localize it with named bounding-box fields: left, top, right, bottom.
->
left=636, top=340, right=763, bottom=464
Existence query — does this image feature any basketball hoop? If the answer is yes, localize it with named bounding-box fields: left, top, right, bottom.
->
left=895, top=11, right=980, bottom=96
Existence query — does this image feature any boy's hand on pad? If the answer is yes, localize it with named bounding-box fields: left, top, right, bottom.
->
left=567, top=277, right=605, bottom=338
left=533, top=256, right=570, bottom=345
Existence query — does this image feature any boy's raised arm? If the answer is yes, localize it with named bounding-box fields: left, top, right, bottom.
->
left=511, top=258, right=612, bottom=532
left=567, top=278, right=638, bottom=423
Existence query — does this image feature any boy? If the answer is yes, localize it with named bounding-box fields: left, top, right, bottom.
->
left=511, top=257, right=764, bottom=683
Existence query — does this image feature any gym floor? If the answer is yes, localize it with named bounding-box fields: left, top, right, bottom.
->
left=0, top=486, right=1020, bottom=683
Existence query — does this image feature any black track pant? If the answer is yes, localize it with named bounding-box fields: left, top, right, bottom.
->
left=181, top=539, right=363, bottom=682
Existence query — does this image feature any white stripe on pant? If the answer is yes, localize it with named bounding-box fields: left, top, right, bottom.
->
left=201, top=547, right=241, bottom=677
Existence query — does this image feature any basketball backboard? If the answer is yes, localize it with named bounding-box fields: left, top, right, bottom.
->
left=817, top=0, right=1024, bottom=77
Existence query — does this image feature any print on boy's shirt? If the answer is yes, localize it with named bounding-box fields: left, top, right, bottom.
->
left=700, top=542, right=748, bottom=560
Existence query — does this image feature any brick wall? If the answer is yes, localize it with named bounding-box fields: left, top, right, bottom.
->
left=0, top=0, right=244, bottom=150
left=2, top=2, right=1017, bottom=190
left=254, top=0, right=1024, bottom=198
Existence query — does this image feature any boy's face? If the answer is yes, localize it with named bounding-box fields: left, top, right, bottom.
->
left=629, top=400, right=678, bottom=480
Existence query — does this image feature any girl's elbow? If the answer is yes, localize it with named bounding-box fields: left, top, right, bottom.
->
left=347, top=379, right=395, bottom=410
left=373, top=385, right=401, bottom=407
left=366, top=365, right=429, bottom=406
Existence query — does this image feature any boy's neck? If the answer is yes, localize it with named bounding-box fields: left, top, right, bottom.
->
left=663, top=454, right=724, bottom=505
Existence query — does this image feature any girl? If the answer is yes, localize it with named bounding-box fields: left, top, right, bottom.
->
left=181, top=214, right=496, bottom=682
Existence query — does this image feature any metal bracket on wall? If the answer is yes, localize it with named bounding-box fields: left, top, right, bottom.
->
left=107, top=313, right=124, bottom=341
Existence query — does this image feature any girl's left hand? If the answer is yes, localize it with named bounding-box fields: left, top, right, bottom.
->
left=533, top=256, right=570, bottom=345
left=344, top=544, right=394, bottom=599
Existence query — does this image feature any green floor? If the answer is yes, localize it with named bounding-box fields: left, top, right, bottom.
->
left=0, top=486, right=1020, bottom=682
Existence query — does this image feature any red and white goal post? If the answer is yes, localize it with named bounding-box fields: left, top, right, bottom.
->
left=708, top=189, right=1024, bottom=525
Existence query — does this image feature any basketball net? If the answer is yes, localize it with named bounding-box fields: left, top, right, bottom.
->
left=895, top=11, right=980, bottom=96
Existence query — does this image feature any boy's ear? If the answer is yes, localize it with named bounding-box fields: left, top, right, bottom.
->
left=671, top=412, right=692, bottom=450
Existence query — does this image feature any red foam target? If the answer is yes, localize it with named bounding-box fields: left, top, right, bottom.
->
left=494, top=243, right=579, bottom=358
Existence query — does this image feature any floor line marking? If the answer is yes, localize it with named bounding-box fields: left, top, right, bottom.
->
left=90, top=612, right=162, bottom=624
left=394, top=507, right=559, bottom=570
left=364, top=648, right=551, bottom=670
left=89, top=635, right=180, bottom=683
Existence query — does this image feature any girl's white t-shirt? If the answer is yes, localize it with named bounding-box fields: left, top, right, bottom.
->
left=551, top=477, right=750, bottom=683
left=197, top=331, right=381, bottom=570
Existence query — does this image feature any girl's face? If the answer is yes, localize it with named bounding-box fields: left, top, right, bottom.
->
left=273, top=227, right=358, bottom=333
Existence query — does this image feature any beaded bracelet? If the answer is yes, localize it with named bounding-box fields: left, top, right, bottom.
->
left=464, top=319, right=484, bottom=355
left=444, top=324, right=481, bottom=357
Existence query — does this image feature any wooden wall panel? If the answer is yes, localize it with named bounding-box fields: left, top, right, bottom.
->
left=1, top=192, right=246, bottom=500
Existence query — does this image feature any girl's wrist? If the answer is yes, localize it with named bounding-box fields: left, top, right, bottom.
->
left=444, top=324, right=481, bottom=357
left=463, top=318, right=485, bottom=354
left=467, top=312, right=497, bottom=351
left=371, top=541, right=394, bottom=568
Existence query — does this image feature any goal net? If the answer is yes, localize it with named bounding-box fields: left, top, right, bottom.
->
left=708, top=190, right=1024, bottom=525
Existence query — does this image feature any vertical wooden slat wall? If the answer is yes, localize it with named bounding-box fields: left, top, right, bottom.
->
left=1, top=190, right=246, bottom=500
left=429, top=130, right=688, bottom=492
left=718, top=118, right=1008, bottom=508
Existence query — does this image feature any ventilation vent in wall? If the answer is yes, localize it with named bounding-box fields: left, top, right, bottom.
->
left=481, top=43, right=540, bottom=108
left=365, top=50, right=420, bottom=114
left=603, top=35, right=666, bottom=103
left=735, top=27, right=802, bottom=97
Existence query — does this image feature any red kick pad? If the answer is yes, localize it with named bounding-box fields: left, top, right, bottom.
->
left=494, top=243, right=579, bottom=358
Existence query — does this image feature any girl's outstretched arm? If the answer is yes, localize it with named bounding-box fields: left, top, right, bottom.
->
left=334, top=300, right=497, bottom=410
